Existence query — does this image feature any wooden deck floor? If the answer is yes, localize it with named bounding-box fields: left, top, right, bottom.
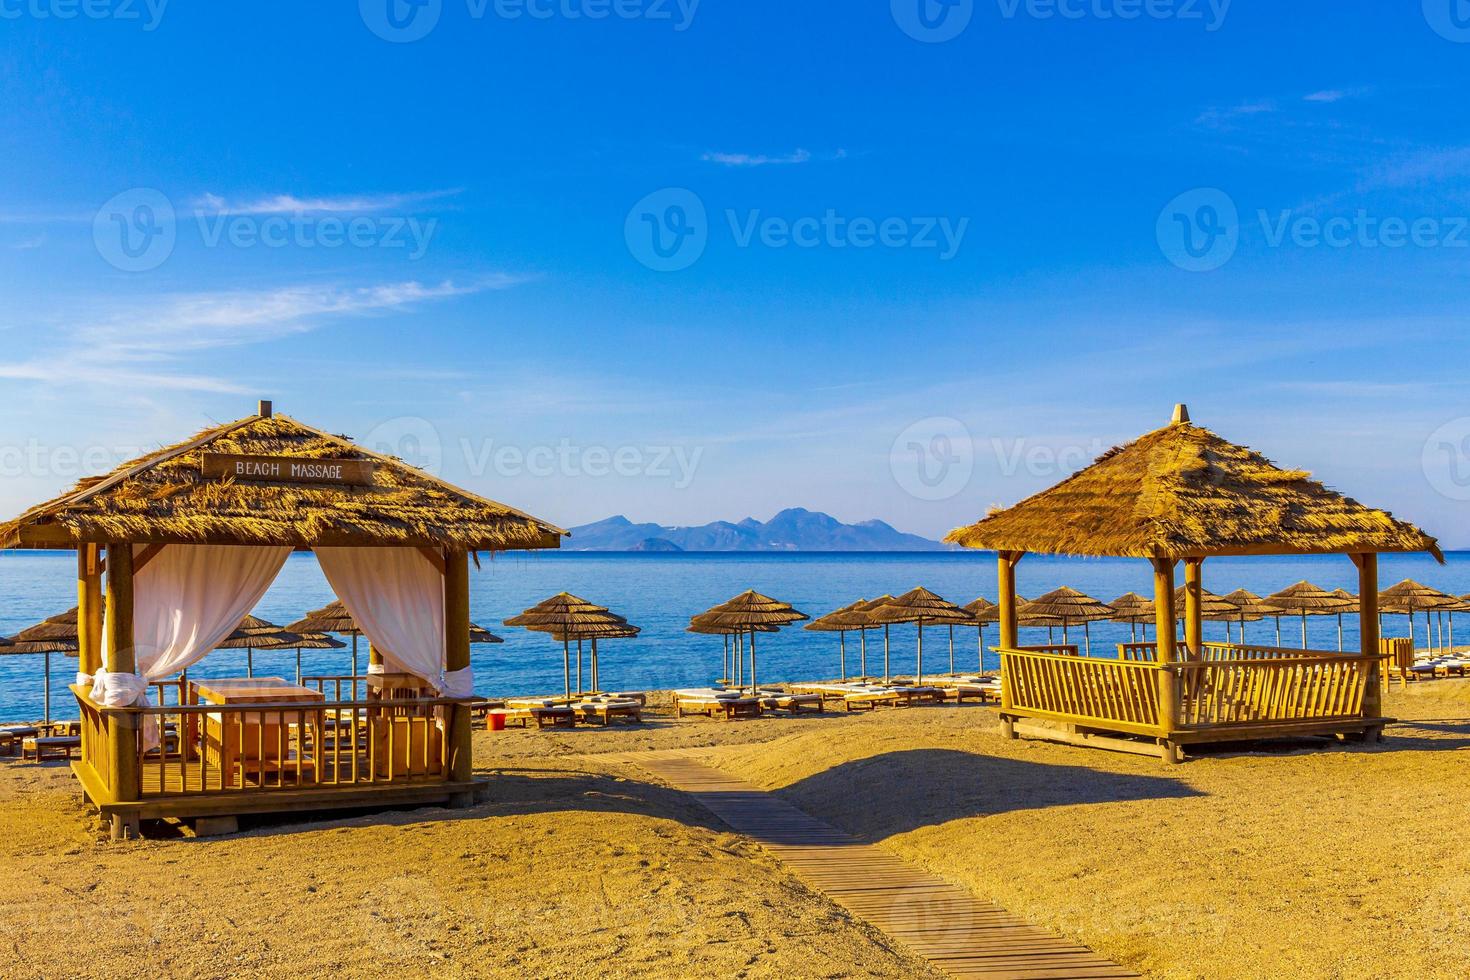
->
left=618, top=752, right=1138, bottom=980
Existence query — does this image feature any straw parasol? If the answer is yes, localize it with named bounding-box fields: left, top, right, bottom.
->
left=1220, top=590, right=1283, bottom=646
left=1266, top=582, right=1356, bottom=649
left=870, top=588, right=973, bottom=684
left=1379, top=580, right=1459, bottom=655
left=816, top=596, right=895, bottom=680
left=255, top=631, right=346, bottom=684
left=1018, top=588, right=1114, bottom=656
left=288, top=600, right=367, bottom=679
left=804, top=600, right=870, bottom=682
left=960, top=597, right=997, bottom=673
left=690, top=591, right=808, bottom=694
left=1172, top=587, right=1240, bottom=646
left=215, top=617, right=298, bottom=677
left=1108, top=592, right=1155, bottom=642
left=536, top=618, right=639, bottom=695
left=2, top=610, right=81, bottom=724
left=505, top=593, right=635, bottom=698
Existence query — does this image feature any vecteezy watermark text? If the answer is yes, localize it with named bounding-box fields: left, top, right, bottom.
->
left=359, top=0, right=698, bottom=43
left=1158, top=187, right=1470, bottom=272
left=0, top=0, right=167, bottom=30
left=463, top=439, right=703, bottom=489
left=891, top=0, right=1230, bottom=43
left=93, top=189, right=438, bottom=272
left=625, top=188, right=969, bottom=272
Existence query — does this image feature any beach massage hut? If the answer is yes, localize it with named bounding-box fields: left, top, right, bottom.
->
left=0, top=403, right=564, bottom=836
left=945, top=405, right=1441, bottom=762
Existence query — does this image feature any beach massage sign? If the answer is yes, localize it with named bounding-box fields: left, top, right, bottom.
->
left=202, top=453, right=375, bottom=486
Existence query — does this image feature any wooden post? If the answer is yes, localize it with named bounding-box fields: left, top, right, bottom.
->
left=104, top=544, right=141, bottom=828
left=1355, top=553, right=1382, bottom=723
left=444, top=549, right=473, bottom=790
left=997, top=550, right=1023, bottom=729
left=997, top=551, right=1022, bottom=650
left=1151, top=557, right=1179, bottom=744
left=77, top=544, right=104, bottom=677
left=1183, top=559, right=1204, bottom=659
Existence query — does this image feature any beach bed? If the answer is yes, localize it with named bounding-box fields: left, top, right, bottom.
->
left=488, top=706, right=577, bottom=729
left=571, top=698, right=644, bottom=726
left=673, top=690, right=763, bottom=721
left=759, top=692, right=824, bottom=714
left=22, top=735, right=81, bottom=762
left=1, top=726, right=41, bottom=757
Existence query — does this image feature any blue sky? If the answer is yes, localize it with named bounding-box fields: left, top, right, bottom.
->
left=3, top=1, right=1470, bottom=544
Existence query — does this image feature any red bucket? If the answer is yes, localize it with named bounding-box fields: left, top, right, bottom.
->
left=487, top=713, right=507, bottom=732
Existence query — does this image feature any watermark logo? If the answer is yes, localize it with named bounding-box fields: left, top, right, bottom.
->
left=1423, top=417, right=1470, bottom=501
left=1156, top=187, right=1238, bottom=272
left=996, top=0, right=1231, bottom=30
left=625, top=188, right=970, bottom=271
left=93, top=188, right=176, bottom=273
left=892, top=0, right=974, bottom=42
left=626, top=188, right=708, bottom=272
left=0, top=0, right=169, bottom=30
left=462, top=438, right=704, bottom=489
left=1424, top=0, right=1470, bottom=42
left=360, top=0, right=442, bottom=42
left=891, top=417, right=974, bottom=501
left=364, top=416, right=444, bottom=476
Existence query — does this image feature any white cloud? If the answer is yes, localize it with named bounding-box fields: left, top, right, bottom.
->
left=702, top=149, right=815, bottom=168
left=190, top=189, right=462, bottom=215
left=1303, top=90, right=1345, bottom=103
left=1, top=276, right=522, bottom=392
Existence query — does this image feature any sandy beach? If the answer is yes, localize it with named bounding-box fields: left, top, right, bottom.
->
left=3, top=684, right=1469, bottom=979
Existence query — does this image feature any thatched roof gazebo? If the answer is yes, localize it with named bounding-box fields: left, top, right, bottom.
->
left=1, top=402, right=565, bottom=836
left=945, top=404, right=1440, bottom=763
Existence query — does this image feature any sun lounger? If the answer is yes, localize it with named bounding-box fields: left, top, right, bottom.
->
left=759, top=692, right=824, bottom=714
left=842, top=689, right=903, bottom=711
left=572, top=698, right=643, bottom=725
left=488, top=706, right=577, bottom=729
left=674, top=691, right=762, bottom=721
left=22, top=735, right=81, bottom=762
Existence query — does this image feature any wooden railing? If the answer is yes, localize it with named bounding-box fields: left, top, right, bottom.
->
left=1119, top=643, right=1159, bottom=662
left=1020, top=644, right=1080, bottom=657
left=999, top=646, right=1378, bottom=738
left=1174, top=656, right=1372, bottom=727
left=1000, top=647, right=1162, bottom=736
left=77, top=693, right=113, bottom=797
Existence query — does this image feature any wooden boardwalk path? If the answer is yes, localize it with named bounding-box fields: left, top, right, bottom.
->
left=618, top=751, right=1139, bottom=980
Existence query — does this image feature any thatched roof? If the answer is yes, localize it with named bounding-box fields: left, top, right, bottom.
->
left=257, top=632, right=348, bottom=651
left=287, top=600, right=360, bottom=636
left=1108, top=593, right=1155, bottom=623
left=1018, top=587, right=1114, bottom=624
left=869, top=587, right=972, bottom=626
left=692, top=591, right=808, bottom=630
left=505, top=593, right=637, bottom=639
left=944, top=408, right=1441, bottom=561
left=805, top=600, right=869, bottom=633
left=1379, top=580, right=1459, bottom=613
left=0, top=409, right=565, bottom=551
left=963, top=597, right=998, bottom=625
left=1267, top=581, right=1357, bottom=615
left=1221, top=590, right=1284, bottom=618
left=1173, top=587, right=1238, bottom=619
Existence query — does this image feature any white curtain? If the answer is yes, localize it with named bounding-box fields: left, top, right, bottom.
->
left=115, top=544, right=290, bottom=680
left=315, top=547, right=460, bottom=694
left=95, top=544, right=290, bottom=745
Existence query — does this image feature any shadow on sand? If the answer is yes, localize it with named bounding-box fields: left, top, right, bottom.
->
left=765, top=748, right=1206, bottom=842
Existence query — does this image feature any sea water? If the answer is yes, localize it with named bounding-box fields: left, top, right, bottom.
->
left=1, top=550, right=1466, bottom=722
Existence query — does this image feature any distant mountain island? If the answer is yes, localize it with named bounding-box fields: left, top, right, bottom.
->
left=567, top=509, right=953, bottom=552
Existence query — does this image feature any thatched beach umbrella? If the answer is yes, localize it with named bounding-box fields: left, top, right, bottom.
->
left=1172, top=586, right=1239, bottom=646
left=506, top=593, right=632, bottom=698
left=2, top=611, right=80, bottom=725
left=256, top=631, right=346, bottom=684
left=1220, top=590, right=1283, bottom=646
left=871, top=588, right=972, bottom=684
left=961, top=597, right=997, bottom=673
left=1108, top=592, right=1155, bottom=642
left=1266, top=582, right=1356, bottom=649
left=804, top=600, right=870, bottom=681
left=691, top=591, right=808, bottom=694
left=807, top=595, right=894, bottom=682
left=1020, top=588, right=1115, bottom=656
left=288, top=600, right=368, bottom=679
left=1379, top=580, right=1458, bottom=655
left=216, top=617, right=297, bottom=678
